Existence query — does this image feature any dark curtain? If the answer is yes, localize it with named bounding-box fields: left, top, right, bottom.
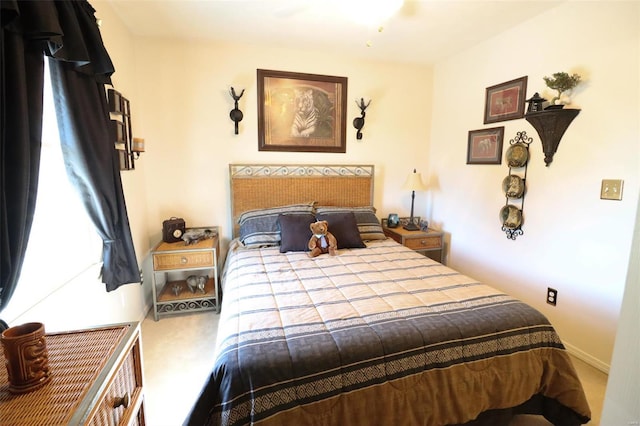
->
left=1, top=0, right=140, bottom=311
left=48, top=1, right=140, bottom=291
left=1, top=0, right=50, bottom=311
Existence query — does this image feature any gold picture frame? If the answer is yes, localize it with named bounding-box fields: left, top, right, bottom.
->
left=257, top=69, right=347, bottom=153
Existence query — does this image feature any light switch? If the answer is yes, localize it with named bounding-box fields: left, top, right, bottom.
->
left=601, top=179, right=624, bottom=200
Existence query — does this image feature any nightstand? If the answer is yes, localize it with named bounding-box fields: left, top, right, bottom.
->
left=383, top=224, right=445, bottom=264
left=151, top=227, right=220, bottom=320
left=0, top=322, right=145, bottom=425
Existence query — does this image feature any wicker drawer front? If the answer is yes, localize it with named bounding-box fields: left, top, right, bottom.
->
left=405, top=235, right=442, bottom=250
left=153, top=251, right=214, bottom=270
left=90, top=348, right=141, bottom=426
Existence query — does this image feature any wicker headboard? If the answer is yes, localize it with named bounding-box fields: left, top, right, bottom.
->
left=229, top=164, right=375, bottom=238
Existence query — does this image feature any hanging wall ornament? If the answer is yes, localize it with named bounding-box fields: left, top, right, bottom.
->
left=353, top=98, right=371, bottom=140
left=500, top=131, right=532, bottom=240
left=229, top=87, right=245, bottom=135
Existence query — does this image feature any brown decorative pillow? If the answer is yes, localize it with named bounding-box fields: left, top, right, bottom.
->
left=315, top=212, right=365, bottom=249
left=277, top=213, right=316, bottom=253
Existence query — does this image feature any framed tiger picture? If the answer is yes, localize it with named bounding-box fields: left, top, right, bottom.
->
left=257, top=69, right=347, bottom=153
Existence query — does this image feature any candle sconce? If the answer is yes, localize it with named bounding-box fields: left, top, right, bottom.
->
left=352, top=98, right=371, bottom=140
left=229, top=87, right=245, bottom=135
left=132, top=138, right=145, bottom=159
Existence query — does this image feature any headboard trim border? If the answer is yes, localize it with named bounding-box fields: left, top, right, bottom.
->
left=230, top=164, right=373, bottom=178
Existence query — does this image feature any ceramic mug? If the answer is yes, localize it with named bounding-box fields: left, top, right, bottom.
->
left=1, top=322, right=51, bottom=393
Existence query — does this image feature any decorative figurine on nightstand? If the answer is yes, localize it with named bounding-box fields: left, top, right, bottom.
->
left=196, top=275, right=208, bottom=293
left=420, top=220, right=429, bottom=231
left=172, top=283, right=182, bottom=296
left=387, top=213, right=399, bottom=228
left=187, top=275, right=208, bottom=293
left=182, top=228, right=216, bottom=245
left=186, top=275, right=198, bottom=293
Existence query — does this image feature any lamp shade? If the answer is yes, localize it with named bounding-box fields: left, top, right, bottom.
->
left=402, top=170, right=427, bottom=192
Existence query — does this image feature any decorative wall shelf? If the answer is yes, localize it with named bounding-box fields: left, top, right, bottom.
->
left=525, top=108, right=580, bottom=166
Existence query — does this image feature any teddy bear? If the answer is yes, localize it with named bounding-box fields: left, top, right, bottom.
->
left=308, top=220, right=338, bottom=257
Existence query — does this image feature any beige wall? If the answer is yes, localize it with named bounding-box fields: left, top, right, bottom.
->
left=9, top=1, right=638, bottom=374
left=129, top=1, right=639, bottom=369
left=429, top=1, right=639, bottom=369
left=131, top=40, right=433, bottom=249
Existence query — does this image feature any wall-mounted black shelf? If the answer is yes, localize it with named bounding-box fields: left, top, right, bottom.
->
left=525, top=108, right=580, bottom=167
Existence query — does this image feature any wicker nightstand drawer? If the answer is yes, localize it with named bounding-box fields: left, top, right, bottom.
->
left=152, top=251, right=214, bottom=270
left=404, top=235, right=442, bottom=250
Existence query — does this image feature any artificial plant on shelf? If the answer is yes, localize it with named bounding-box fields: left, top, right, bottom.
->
left=543, top=72, right=582, bottom=106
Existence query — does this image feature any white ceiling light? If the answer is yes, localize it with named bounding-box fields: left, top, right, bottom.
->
left=339, top=0, right=404, bottom=27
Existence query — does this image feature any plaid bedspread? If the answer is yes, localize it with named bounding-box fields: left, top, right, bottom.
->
left=186, top=239, right=590, bottom=426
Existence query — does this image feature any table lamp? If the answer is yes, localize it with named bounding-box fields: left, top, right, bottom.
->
left=402, top=169, right=427, bottom=231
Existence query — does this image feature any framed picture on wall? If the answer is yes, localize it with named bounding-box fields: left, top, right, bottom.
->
left=467, top=126, right=505, bottom=164
left=483, top=76, right=528, bottom=124
left=257, top=69, right=347, bottom=153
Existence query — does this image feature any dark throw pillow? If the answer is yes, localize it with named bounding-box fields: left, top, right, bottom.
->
left=315, top=212, right=365, bottom=249
left=278, top=213, right=316, bottom=253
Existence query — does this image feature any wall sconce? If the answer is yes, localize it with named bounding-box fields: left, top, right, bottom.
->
left=132, top=137, right=145, bottom=159
left=402, top=168, right=428, bottom=231
left=525, top=108, right=580, bottom=166
left=229, top=87, right=245, bottom=135
left=352, top=98, right=371, bottom=140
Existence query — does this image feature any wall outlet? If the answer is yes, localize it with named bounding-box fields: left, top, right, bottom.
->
left=547, top=287, right=558, bottom=306
left=601, top=179, right=624, bottom=200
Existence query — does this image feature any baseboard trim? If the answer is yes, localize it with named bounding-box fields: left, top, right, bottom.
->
left=138, top=304, right=153, bottom=324
left=564, top=341, right=610, bottom=374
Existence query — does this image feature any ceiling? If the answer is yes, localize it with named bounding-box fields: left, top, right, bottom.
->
left=105, top=0, right=562, bottom=65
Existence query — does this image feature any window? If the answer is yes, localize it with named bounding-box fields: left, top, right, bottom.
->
left=2, top=61, right=102, bottom=322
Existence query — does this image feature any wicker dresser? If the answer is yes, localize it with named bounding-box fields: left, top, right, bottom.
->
left=0, top=322, right=145, bottom=425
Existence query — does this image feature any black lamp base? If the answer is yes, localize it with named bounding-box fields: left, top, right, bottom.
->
left=403, top=221, right=419, bottom=231
left=404, top=190, right=420, bottom=231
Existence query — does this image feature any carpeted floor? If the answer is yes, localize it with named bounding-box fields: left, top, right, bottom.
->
left=140, top=310, right=607, bottom=425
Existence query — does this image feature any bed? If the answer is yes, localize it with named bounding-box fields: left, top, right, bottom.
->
left=185, top=164, right=591, bottom=426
